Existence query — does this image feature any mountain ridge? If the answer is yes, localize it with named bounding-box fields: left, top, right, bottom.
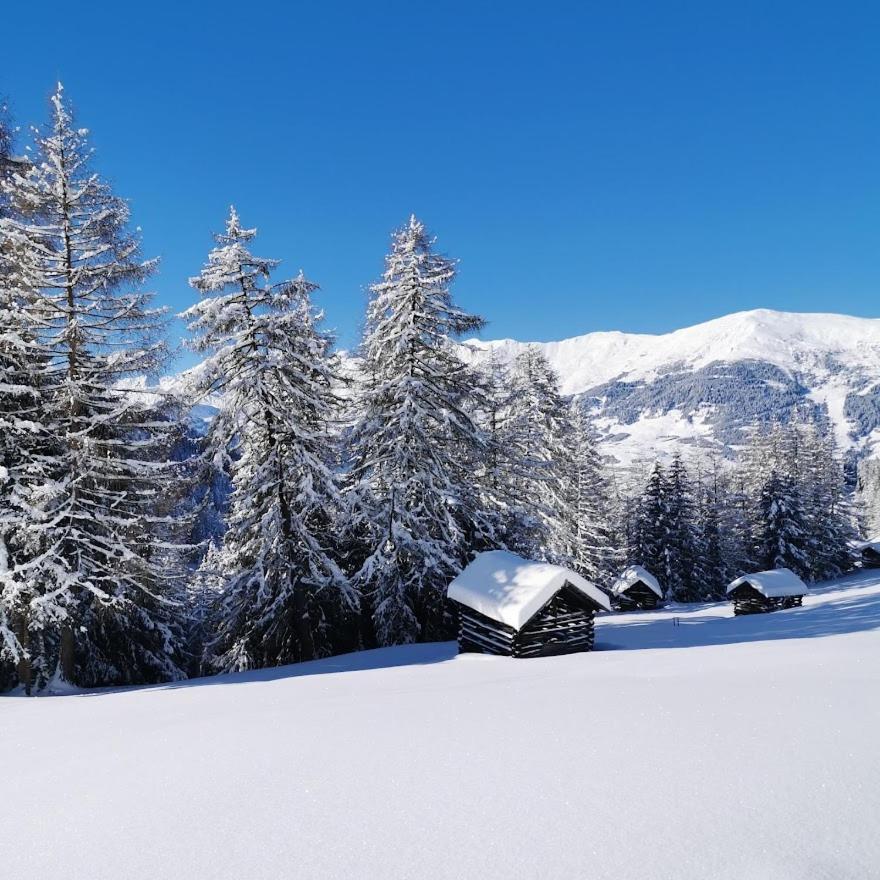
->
left=460, top=308, right=880, bottom=466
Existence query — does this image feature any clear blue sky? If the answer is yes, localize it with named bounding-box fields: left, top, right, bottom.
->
left=3, top=1, right=879, bottom=368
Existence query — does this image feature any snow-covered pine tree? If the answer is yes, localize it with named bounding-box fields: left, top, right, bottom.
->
left=555, top=401, right=617, bottom=583
left=500, top=345, right=569, bottom=558
left=742, top=415, right=855, bottom=582
left=663, top=453, right=703, bottom=601
left=469, top=353, right=525, bottom=550
left=755, top=469, right=810, bottom=577
left=690, top=456, right=736, bottom=599
left=0, top=84, right=185, bottom=689
left=346, top=215, right=493, bottom=646
left=0, top=105, right=42, bottom=691
left=185, top=207, right=354, bottom=672
left=796, top=417, right=856, bottom=580
left=629, top=461, right=668, bottom=582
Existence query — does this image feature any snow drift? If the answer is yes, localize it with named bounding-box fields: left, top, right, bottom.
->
left=2, top=570, right=879, bottom=880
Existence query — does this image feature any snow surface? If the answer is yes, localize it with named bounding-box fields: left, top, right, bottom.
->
left=611, top=563, right=663, bottom=598
left=447, top=549, right=611, bottom=629
left=726, top=568, right=808, bottom=598
left=3, top=570, right=880, bottom=880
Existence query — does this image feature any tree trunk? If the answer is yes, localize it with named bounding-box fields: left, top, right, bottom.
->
left=59, top=624, right=75, bottom=683
left=15, top=611, right=31, bottom=694
left=293, top=587, right=315, bottom=662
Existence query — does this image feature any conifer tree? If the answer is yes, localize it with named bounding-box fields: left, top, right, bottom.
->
left=0, top=84, right=185, bottom=689
left=630, top=461, right=668, bottom=582
left=185, top=207, right=354, bottom=671
left=756, top=470, right=810, bottom=577
left=0, top=106, right=40, bottom=689
left=501, top=346, right=569, bottom=557
left=663, top=454, right=702, bottom=601
left=346, top=216, right=492, bottom=646
left=555, top=401, right=616, bottom=583
left=471, top=354, right=522, bottom=543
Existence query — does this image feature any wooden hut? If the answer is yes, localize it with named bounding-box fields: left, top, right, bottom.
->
left=447, top=550, right=612, bottom=658
left=726, top=569, right=807, bottom=616
left=611, top=565, right=663, bottom=611
left=853, top=540, right=880, bottom=568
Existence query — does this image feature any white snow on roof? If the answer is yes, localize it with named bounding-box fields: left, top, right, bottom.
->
left=853, top=540, right=880, bottom=554
left=726, top=568, right=808, bottom=599
left=447, top=550, right=611, bottom=630
left=611, top=565, right=663, bottom=598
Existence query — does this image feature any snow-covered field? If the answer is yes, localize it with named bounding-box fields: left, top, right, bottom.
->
left=3, top=572, right=880, bottom=880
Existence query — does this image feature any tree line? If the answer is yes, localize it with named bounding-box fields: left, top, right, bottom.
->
left=0, top=87, right=860, bottom=692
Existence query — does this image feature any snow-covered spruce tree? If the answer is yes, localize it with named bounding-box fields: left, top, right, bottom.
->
left=0, top=84, right=185, bottom=689
left=741, top=415, right=856, bottom=582
left=468, top=352, right=536, bottom=553
left=755, top=469, right=810, bottom=578
left=346, top=216, right=494, bottom=646
left=692, top=455, right=746, bottom=597
left=663, top=454, right=704, bottom=601
left=796, top=417, right=857, bottom=580
left=629, top=461, right=668, bottom=580
left=554, top=401, right=617, bottom=583
left=499, top=346, right=570, bottom=558
left=185, top=207, right=354, bottom=672
left=0, top=106, right=44, bottom=691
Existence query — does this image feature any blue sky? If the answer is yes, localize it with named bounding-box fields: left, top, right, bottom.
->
left=3, top=1, right=879, bottom=367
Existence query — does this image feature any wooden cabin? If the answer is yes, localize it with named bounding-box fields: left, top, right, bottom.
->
left=611, top=565, right=663, bottom=611
left=447, top=550, right=612, bottom=658
left=726, top=569, right=807, bottom=616
left=853, top=540, right=880, bottom=568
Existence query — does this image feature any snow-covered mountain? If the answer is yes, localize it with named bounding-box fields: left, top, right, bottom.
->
left=461, top=309, right=880, bottom=466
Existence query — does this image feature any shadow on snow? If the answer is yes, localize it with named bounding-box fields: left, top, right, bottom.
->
left=597, top=573, right=880, bottom=651
left=8, top=573, right=880, bottom=697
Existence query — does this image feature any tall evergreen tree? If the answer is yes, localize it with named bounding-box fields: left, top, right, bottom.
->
left=629, top=461, right=668, bottom=581
left=663, top=454, right=703, bottom=601
left=755, top=470, right=810, bottom=577
left=500, top=346, right=569, bottom=557
left=469, top=354, right=526, bottom=551
left=346, top=216, right=492, bottom=646
left=0, top=104, right=39, bottom=690
left=555, top=401, right=617, bottom=583
left=0, top=84, right=185, bottom=689
left=185, top=207, right=354, bottom=672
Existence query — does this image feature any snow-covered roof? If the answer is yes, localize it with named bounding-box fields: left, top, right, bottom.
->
left=611, top=565, right=663, bottom=598
left=726, top=568, right=807, bottom=599
left=447, top=550, right=612, bottom=631
left=853, top=539, right=880, bottom=554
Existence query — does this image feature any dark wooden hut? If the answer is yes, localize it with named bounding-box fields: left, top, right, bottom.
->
left=447, top=550, right=612, bottom=658
left=854, top=540, right=880, bottom=568
left=726, top=569, right=807, bottom=616
left=611, top=565, right=663, bottom=611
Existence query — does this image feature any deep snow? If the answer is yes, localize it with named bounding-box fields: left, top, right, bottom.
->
left=3, top=571, right=880, bottom=880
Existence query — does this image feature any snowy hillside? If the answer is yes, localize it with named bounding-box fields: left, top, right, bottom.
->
left=461, top=309, right=880, bottom=465
left=4, top=571, right=880, bottom=880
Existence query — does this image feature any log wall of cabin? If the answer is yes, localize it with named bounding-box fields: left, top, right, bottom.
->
left=456, top=585, right=598, bottom=658
left=615, top=582, right=659, bottom=611
left=730, top=585, right=803, bottom=615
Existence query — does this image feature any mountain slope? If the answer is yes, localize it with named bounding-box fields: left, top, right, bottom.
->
left=461, top=309, right=880, bottom=465
left=3, top=571, right=879, bottom=879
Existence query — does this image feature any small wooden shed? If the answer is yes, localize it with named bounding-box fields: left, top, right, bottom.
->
left=726, top=569, right=807, bottom=616
left=447, top=550, right=612, bottom=658
left=611, top=565, right=664, bottom=611
left=854, top=540, right=880, bottom=568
